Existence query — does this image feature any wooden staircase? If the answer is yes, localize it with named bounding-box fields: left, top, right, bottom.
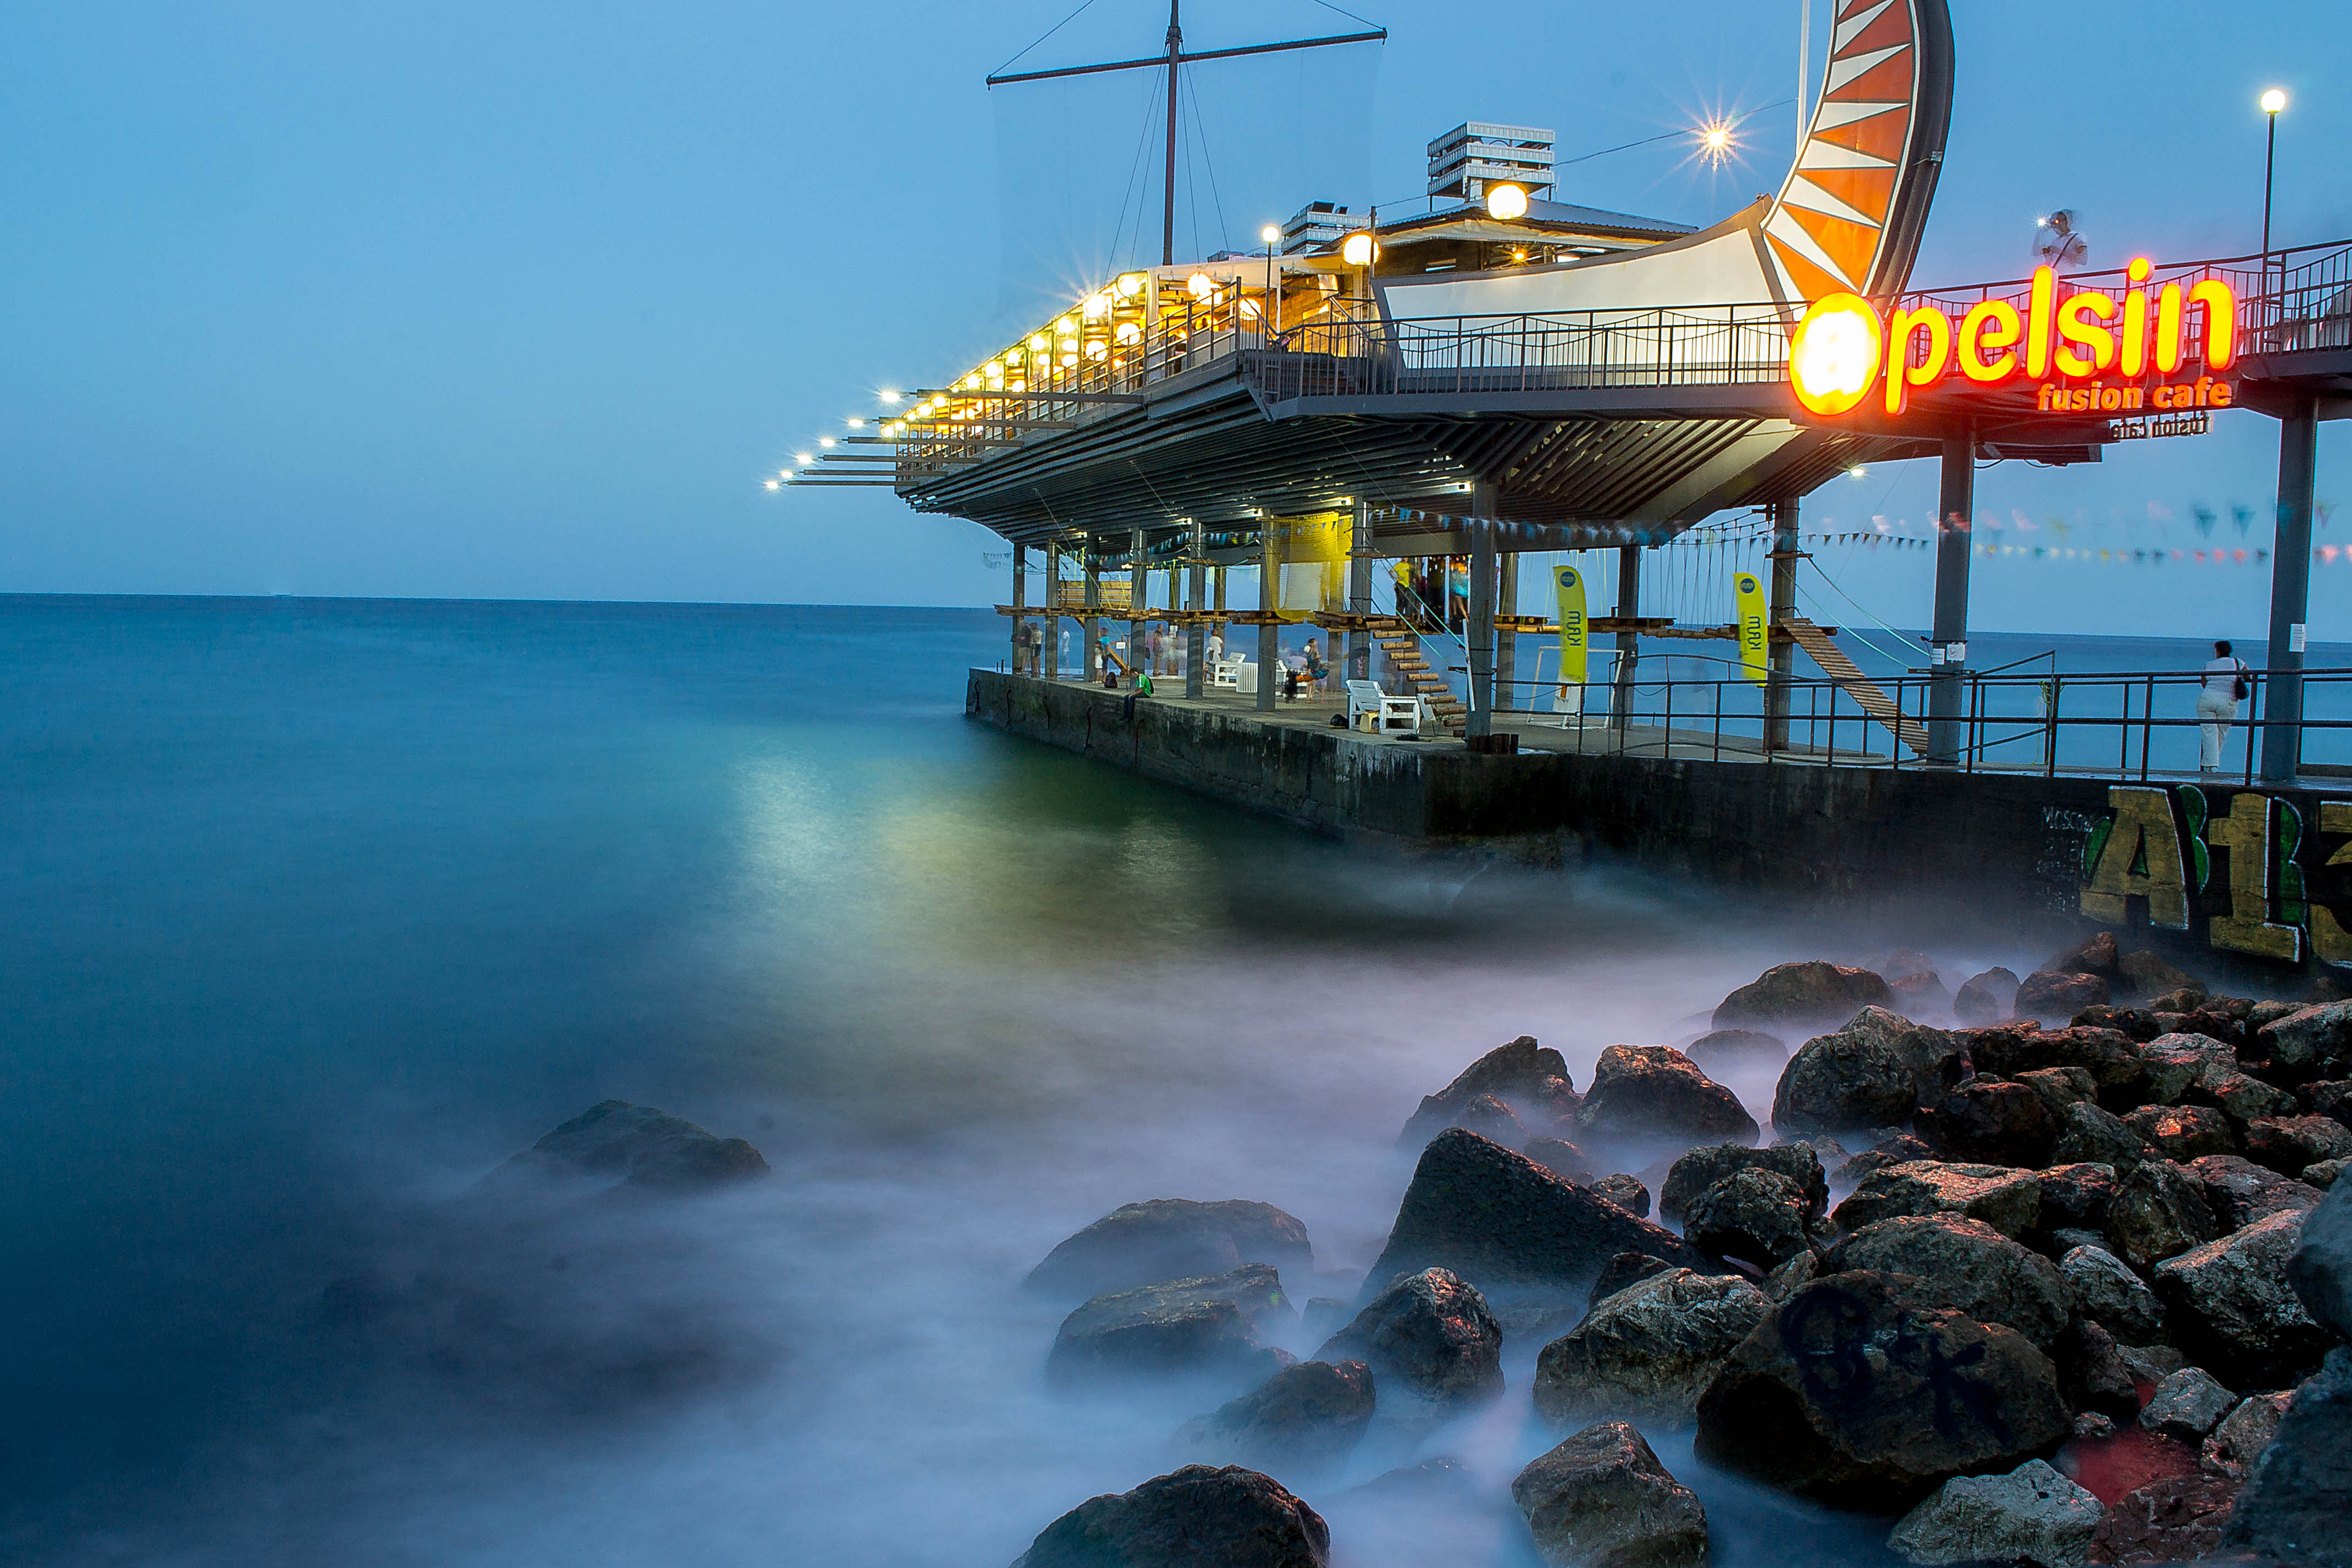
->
left=1367, top=615, right=1467, bottom=736
left=1783, top=617, right=1929, bottom=756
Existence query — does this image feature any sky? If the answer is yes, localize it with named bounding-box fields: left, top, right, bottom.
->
left=0, top=0, right=2346, bottom=638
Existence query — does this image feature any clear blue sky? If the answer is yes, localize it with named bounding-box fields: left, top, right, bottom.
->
left=1, top=0, right=2345, bottom=638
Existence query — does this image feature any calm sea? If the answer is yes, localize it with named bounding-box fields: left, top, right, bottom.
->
left=0, top=595, right=2225, bottom=1566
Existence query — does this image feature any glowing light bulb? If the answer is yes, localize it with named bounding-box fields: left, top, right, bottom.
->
left=1261, top=224, right=1281, bottom=245
left=794, top=453, right=812, bottom=464
left=878, top=390, right=901, bottom=404
left=846, top=417, right=865, bottom=428
left=819, top=437, right=836, bottom=448
left=1187, top=272, right=1213, bottom=299
left=1340, top=232, right=1374, bottom=267
left=1788, top=293, right=1884, bottom=417
left=765, top=479, right=780, bottom=490
left=2262, top=88, right=2288, bottom=114
left=1484, top=183, right=1528, bottom=221
left=1116, top=271, right=1148, bottom=298
left=1082, top=292, right=1110, bottom=320
left=1029, top=333, right=1050, bottom=352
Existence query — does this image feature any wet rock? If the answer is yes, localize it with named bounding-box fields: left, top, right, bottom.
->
left=2019, top=1067, right=2101, bottom=1118
left=1882, top=949, right=1941, bottom=982
left=2018, top=972, right=2111, bottom=1023
left=2058, top=1318, right=2143, bottom=1422
left=1400, top=1035, right=1581, bottom=1149
left=1835, top=1007, right=1968, bottom=1108
left=1923, top=1081, right=2062, bottom=1169
left=2303, top=1156, right=2347, bottom=1190
left=2154, top=1208, right=2335, bottom=1388
left=1774, top=1021, right=1920, bottom=1136
left=2050, top=1102, right=2151, bottom=1173
left=1173, top=1360, right=1376, bottom=1476
left=1715, top=962, right=1894, bottom=1032
left=2150, top=984, right=2211, bottom=1013
left=1684, top=1029, right=1788, bottom=1076
left=1661, top=1142, right=1828, bottom=1224
left=2075, top=1006, right=2172, bottom=1044
left=1445, top=1093, right=1532, bottom=1149
left=1011, top=1464, right=1329, bottom=1568
left=2301, top=1079, right=2352, bottom=1124
left=2246, top=1115, right=2352, bottom=1178
left=2104, top=1158, right=2220, bottom=1270
left=1764, top=1249, right=1819, bottom=1302
left=2138, top=1367, right=2236, bottom=1441
left=2034, top=1164, right=2121, bottom=1244
left=1358, top=1130, right=1704, bottom=1304
left=2201, top=1390, right=2291, bottom=1480
left=2117, top=951, right=2199, bottom=1003
left=1524, top=1136, right=1597, bottom=1183
left=483, top=1100, right=771, bottom=1194
left=2116, top=1343, right=2187, bottom=1386
left=1835, top=1134, right=1938, bottom=1186
left=2092, top=1474, right=2240, bottom=1567
left=2259, top=998, right=2352, bottom=1073
left=2225, top=1347, right=2352, bottom=1567
left=1334, top=1454, right=1473, bottom=1503
left=1684, top=1169, right=1818, bottom=1269
left=1533, top=1269, right=1768, bottom=1425
left=2186, top=1154, right=2322, bottom=1231
left=1575, top=1046, right=1758, bottom=1149
left=1588, top=1252, right=1676, bottom=1311
left=2074, top=1412, right=2117, bottom=1440
left=1693, top=1270, right=2071, bottom=1508
left=2205, top=1071, right=2299, bottom=1126
left=2138, top=1032, right=2238, bottom=1104
left=1512, top=1421, right=1710, bottom=1568
left=1833, top=1161, right=2044, bottom=1239
left=2121, top=1105, right=2235, bottom=1163
left=1591, top=1173, right=1652, bottom=1217
left=2059, top=1245, right=2166, bottom=1345
left=1049, top=1266, right=1297, bottom=1388
left=1955, top=968, right=2023, bottom=1026
left=1891, top=971, right=1954, bottom=1019
left=1972, top=1027, right=2146, bottom=1097
left=1821, top=1215, right=2074, bottom=1351
left=1315, top=1266, right=1501, bottom=1418
left=1028, top=1200, right=1315, bottom=1300
left=2289, top=1179, right=2352, bottom=1337
left=2047, top=933, right=2121, bottom=978
left=1887, top=1459, right=2103, bottom=1568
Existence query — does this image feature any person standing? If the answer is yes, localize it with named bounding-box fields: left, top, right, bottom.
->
left=2199, top=639, right=2252, bottom=773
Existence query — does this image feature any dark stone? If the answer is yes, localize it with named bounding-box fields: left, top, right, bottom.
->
left=1591, top=1173, right=1653, bottom=1217
left=1048, top=1266, right=1296, bottom=1388
left=2290, top=1179, right=2352, bottom=1338
left=2094, top=1474, right=2241, bottom=1567
left=1715, top=962, right=1895, bottom=1032
left=2060, top=1245, right=2166, bottom=1347
left=1575, top=1045, right=1758, bottom=1148
left=2050, top=1101, right=2152, bottom=1173
left=2224, top=1347, right=2352, bottom=1568
left=2045, top=932, right=2120, bottom=978
left=2136, top=1032, right=2236, bottom=1104
left=2137, top=1366, right=2235, bottom=1441
left=1685, top=1028, right=1788, bottom=1076
left=1357, top=1130, right=1705, bottom=1304
left=2202, top=1390, right=2293, bottom=1481
left=2185, top=1154, right=2322, bottom=1231
left=1173, top=1360, right=1376, bottom=1476
left=2017, top=971, right=2111, bottom=1022
left=1890, top=971, right=1953, bottom=1019
left=1921, top=1081, right=2061, bottom=1169
left=1588, top=1252, right=1676, bottom=1312
left=1821, top=1215, right=2073, bottom=1351
left=1834, top=1132, right=1938, bottom=1190
left=1512, top=1422, right=1709, bottom=1568
left=1773, top=1020, right=1919, bottom=1136
left=1400, top=1035, right=1582, bottom=1149
left=1660, top=1142, right=1828, bottom=1225
left=2203, top=1069, right=2301, bottom=1125
left=1881, top=949, right=1941, bottom=982
left=2056, top=1317, right=2143, bottom=1421
left=1693, top=1270, right=2071, bottom=1509
left=1968, top=1025, right=2146, bottom=1098
left=2155, top=1208, right=2337, bottom=1389
left=2150, top=985, right=2211, bottom=1013
left=1011, top=1465, right=1329, bottom=1568
left=2104, top=1158, right=2221, bottom=1270
left=1684, top=1168, right=1817, bottom=1269
left=2308, top=1157, right=2348, bottom=1190
left=1315, top=1266, right=1502, bottom=1417
left=1838, top=1006, right=1969, bottom=1108
left=1833, top=1161, right=2044, bottom=1239
left=2259, top=1000, right=2352, bottom=1075
left=1524, top=1136, right=1597, bottom=1184
left=1954, top=968, right=2022, bottom=1026
left=2074, top=1006, right=2169, bottom=1042
left=2033, top=1163, right=2121, bottom=1241
left=1534, top=1269, right=1769, bottom=1425
left=2246, top=1115, right=2352, bottom=1178
left=1028, top=1200, right=1315, bottom=1301
left=2016, top=1066, right=2100, bottom=1119
left=2116, top=949, right=2199, bottom=1003
left=2300, top=1079, right=2352, bottom=1125
left=1440, top=1093, right=1531, bottom=1150
left=2122, top=1104, right=2236, bottom=1163
left=482, top=1100, right=770, bottom=1193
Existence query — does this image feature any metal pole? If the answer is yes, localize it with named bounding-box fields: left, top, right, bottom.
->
left=1185, top=518, right=1207, bottom=698
left=2263, top=109, right=2279, bottom=342
left=1928, top=434, right=1975, bottom=765
left=1162, top=0, right=1181, bottom=268
left=1011, top=542, right=1027, bottom=674
left=1612, top=543, right=1640, bottom=728
left=1494, top=548, right=1518, bottom=710
left=1257, top=523, right=1279, bottom=712
left=1043, top=543, right=1060, bottom=680
left=1130, top=527, right=1148, bottom=688
left=1765, top=500, right=1798, bottom=750
left=1467, top=488, right=1497, bottom=739
left=2262, top=393, right=2319, bottom=782
left=1083, top=535, right=1102, bottom=684
left=1347, top=500, right=1373, bottom=683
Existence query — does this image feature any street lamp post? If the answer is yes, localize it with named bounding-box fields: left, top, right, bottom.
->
left=2260, top=88, right=2286, bottom=332
left=1260, top=224, right=1281, bottom=337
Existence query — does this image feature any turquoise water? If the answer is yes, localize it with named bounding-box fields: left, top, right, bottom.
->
left=3, top=594, right=2059, bottom=1566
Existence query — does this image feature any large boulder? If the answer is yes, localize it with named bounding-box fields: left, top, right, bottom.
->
left=1953, top=968, right=2022, bottom=1027
left=1011, top=1465, right=1328, bottom=1568
left=1683, top=1169, right=1817, bottom=1269
left=1832, top=1161, right=2044, bottom=1239
left=2048, top=1102, right=2151, bottom=1172
left=2136, top=1366, right=2236, bottom=1441
left=2016, top=1066, right=2099, bottom=1119
left=1400, top=1035, right=1581, bottom=1148
left=1890, top=971, right=1953, bottom=1021
left=2016, top=971, right=2110, bottom=1022
left=1693, top=1271, right=2071, bottom=1508
left=1048, top=1266, right=1296, bottom=1388
left=1512, top=1422, right=1710, bottom=1568
left=2154, top=1207, right=2335, bottom=1388
left=2056, top=1318, right=2142, bottom=1422
left=1773, top=1019, right=1920, bottom=1136
left=1715, top=962, right=1894, bottom=1032
left=2187, top=1154, right=2322, bottom=1231
left=1574, top=1045, right=1758, bottom=1148
left=2247, top=1115, right=2352, bottom=1179
left=2104, top=1158, right=2220, bottom=1270
left=1532, top=1269, right=1768, bottom=1425
left=2116, top=949, right=2199, bottom=1003
left=1525, top=1136, right=1598, bottom=1183
left=1314, top=1266, right=1501, bottom=1419
left=1591, top=1173, right=1653, bottom=1217
left=1967, top=1026, right=2145, bottom=1097
left=2122, top=1104, right=2235, bottom=1163
left=2224, top=1347, right=2352, bottom=1568
left=1830, top=1007, right=1968, bottom=1108
left=1886, top=1459, right=2103, bottom=1568
left=2202, top=1390, right=2294, bottom=1480
left=1920, top=1081, right=2061, bottom=1169
left=481, top=1099, right=770, bottom=1193
left=1356, top=1130, right=1704, bottom=1304
left=2208, top=1070, right=2301, bottom=1125
left=2258, top=999, right=2352, bottom=1074
left=2289, top=1178, right=2352, bottom=1338
left=2093, top=1475, right=2241, bottom=1567
left=1659, top=1142, right=1827, bottom=1224
left=2058, top=1244, right=2165, bottom=1345
left=1821, top=1216, right=2073, bottom=1352
left=1684, top=1029, right=1788, bottom=1077
left=1172, top=1360, right=1376, bottom=1476
left=2137, top=1032, right=2238, bottom=1104
left=1027, top=1200, right=1314, bottom=1300
left=2044, top=933, right=2120, bottom=978
left=2032, top=1163, right=2120, bottom=1244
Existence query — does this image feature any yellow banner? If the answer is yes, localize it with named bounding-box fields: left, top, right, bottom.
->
left=1266, top=512, right=1350, bottom=620
left=1553, top=563, right=1587, bottom=686
left=1735, top=570, right=1769, bottom=684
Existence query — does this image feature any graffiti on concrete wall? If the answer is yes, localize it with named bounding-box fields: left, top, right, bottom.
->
left=2074, top=783, right=2350, bottom=965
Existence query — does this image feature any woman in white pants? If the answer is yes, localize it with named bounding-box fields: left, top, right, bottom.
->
left=2199, top=639, right=2251, bottom=772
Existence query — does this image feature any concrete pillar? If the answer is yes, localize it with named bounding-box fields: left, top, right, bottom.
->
left=2263, top=394, right=2319, bottom=782
left=1130, top=527, right=1147, bottom=689
left=1928, top=436, right=1975, bottom=766
left=1082, top=536, right=1102, bottom=685
left=1611, top=543, right=1641, bottom=728
left=1347, top=500, right=1373, bottom=683
left=1766, top=501, right=1799, bottom=750
left=1494, top=550, right=1519, bottom=710
left=1042, top=543, right=1060, bottom=680
left=1466, top=486, right=1497, bottom=738
left=1011, top=542, right=1027, bottom=675
left=1185, top=518, right=1207, bottom=699
left=1256, top=527, right=1279, bottom=712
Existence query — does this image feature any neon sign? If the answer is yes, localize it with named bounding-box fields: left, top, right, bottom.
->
left=1789, top=263, right=2238, bottom=418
